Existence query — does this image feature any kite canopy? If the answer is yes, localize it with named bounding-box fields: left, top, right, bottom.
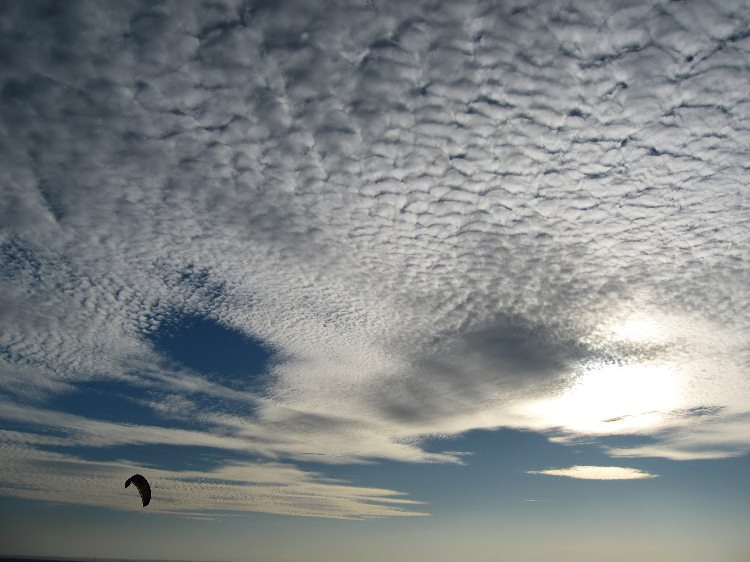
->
left=125, top=474, right=151, bottom=507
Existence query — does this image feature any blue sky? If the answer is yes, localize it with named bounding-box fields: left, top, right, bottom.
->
left=1, top=0, right=749, bottom=560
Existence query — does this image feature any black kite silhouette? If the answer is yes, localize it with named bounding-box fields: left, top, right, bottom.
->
left=125, top=474, right=151, bottom=507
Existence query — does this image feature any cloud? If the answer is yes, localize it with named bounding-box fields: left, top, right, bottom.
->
left=0, top=437, right=426, bottom=519
left=1, top=0, right=749, bottom=515
left=0, top=397, right=262, bottom=453
left=528, top=465, right=658, bottom=480
left=606, top=413, right=750, bottom=461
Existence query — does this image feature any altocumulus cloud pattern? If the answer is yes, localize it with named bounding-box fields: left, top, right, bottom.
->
left=0, top=0, right=749, bottom=517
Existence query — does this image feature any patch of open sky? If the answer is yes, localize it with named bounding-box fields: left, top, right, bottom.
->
left=290, top=426, right=737, bottom=520
left=46, top=377, right=250, bottom=424
left=0, top=417, right=68, bottom=439
left=42, top=443, right=256, bottom=473
left=648, top=454, right=750, bottom=502
left=292, top=429, right=606, bottom=507
left=45, top=379, right=172, bottom=428
left=0, top=236, right=42, bottom=277
left=147, top=312, right=275, bottom=394
left=594, top=433, right=661, bottom=449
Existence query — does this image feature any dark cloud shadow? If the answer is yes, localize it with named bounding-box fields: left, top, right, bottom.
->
left=372, top=314, right=584, bottom=425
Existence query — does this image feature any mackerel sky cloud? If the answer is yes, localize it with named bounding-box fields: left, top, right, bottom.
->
left=1, top=1, right=749, bottom=558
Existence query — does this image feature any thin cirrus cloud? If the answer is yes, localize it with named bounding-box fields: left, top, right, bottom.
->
left=0, top=0, right=749, bottom=517
left=527, top=466, right=658, bottom=480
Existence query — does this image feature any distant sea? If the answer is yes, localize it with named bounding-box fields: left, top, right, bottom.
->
left=0, top=558, right=230, bottom=562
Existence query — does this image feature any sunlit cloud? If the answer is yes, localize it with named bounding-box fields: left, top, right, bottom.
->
left=517, top=363, right=683, bottom=435
left=609, top=315, right=667, bottom=345
left=607, top=414, right=750, bottom=461
left=528, top=466, right=658, bottom=480
left=511, top=310, right=750, bottom=460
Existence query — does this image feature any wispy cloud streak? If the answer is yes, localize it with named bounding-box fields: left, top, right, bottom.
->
left=0, top=439, right=425, bottom=518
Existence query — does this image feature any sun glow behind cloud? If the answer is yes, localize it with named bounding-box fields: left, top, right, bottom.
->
left=607, top=313, right=669, bottom=345
left=511, top=308, right=748, bottom=445
left=520, top=362, right=682, bottom=435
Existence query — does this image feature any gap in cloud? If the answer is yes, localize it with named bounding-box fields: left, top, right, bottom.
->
left=289, top=429, right=592, bottom=509
left=41, top=377, right=254, bottom=432
left=0, top=414, right=69, bottom=439
left=593, top=433, right=659, bottom=449
left=148, top=312, right=275, bottom=393
left=45, top=443, right=254, bottom=473
left=46, top=379, right=175, bottom=428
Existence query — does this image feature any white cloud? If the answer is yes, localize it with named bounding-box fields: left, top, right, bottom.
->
left=528, top=465, right=658, bottom=480
left=606, top=414, right=750, bottom=461
left=1, top=0, right=749, bottom=516
left=0, top=437, right=426, bottom=519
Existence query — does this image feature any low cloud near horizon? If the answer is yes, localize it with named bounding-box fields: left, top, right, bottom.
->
left=1, top=0, right=749, bottom=517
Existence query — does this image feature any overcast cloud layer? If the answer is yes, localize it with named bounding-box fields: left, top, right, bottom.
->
left=1, top=0, right=749, bottom=517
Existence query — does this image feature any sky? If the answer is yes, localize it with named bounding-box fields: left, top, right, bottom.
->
left=0, top=0, right=749, bottom=560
